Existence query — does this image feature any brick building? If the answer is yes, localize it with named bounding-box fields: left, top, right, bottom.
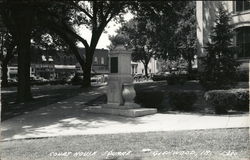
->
left=7, top=47, right=109, bottom=80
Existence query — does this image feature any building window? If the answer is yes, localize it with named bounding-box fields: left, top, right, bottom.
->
left=94, top=57, right=98, bottom=64
left=235, top=1, right=250, bottom=12
left=236, top=27, right=250, bottom=58
left=101, top=57, right=104, bottom=64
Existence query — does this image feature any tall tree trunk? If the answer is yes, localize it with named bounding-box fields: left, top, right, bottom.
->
left=187, top=58, right=192, bottom=74
left=82, top=49, right=94, bottom=87
left=13, top=9, right=33, bottom=102
left=1, top=62, right=8, bottom=87
left=82, top=64, right=91, bottom=87
left=82, top=30, right=102, bottom=87
left=144, top=63, right=149, bottom=78
left=17, top=37, right=32, bottom=102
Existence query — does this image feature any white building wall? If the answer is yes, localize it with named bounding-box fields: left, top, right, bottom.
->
left=131, top=58, right=159, bottom=75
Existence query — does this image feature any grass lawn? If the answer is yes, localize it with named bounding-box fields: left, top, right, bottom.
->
left=1, top=85, right=86, bottom=121
left=1, top=128, right=249, bottom=160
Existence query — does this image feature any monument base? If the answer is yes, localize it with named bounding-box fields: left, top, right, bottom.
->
left=102, top=102, right=140, bottom=109
left=87, top=106, right=157, bottom=117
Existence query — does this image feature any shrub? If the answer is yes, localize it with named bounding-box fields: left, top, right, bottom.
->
left=166, top=74, right=177, bottom=85
left=134, top=90, right=164, bottom=109
left=168, top=91, right=197, bottom=111
left=187, top=68, right=199, bottom=80
left=152, top=73, right=168, bottom=81
left=237, top=70, right=249, bottom=82
left=178, top=74, right=188, bottom=85
left=204, top=89, right=249, bottom=114
left=152, top=75, right=166, bottom=81
left=166, top=74, right=187, bottom=85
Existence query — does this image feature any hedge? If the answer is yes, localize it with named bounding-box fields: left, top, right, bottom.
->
left=168, top=91, right=197, bottom=111
left=237, top=70, right=249, bottom=82
left=204, top=89, right=249, bottom=114
left=166, top=74, right=187, bottom=85
left=134, top=90, right=164, bottom=110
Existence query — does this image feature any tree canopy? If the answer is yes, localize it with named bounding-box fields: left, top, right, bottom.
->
left=0, top=0, right=198, bottom=102
left=109, top=17, right=158, bottom=77
left=110, top=1, right=196, bottom=75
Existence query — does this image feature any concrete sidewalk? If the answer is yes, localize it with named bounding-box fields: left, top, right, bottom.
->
left=1, top=86, right=249, bottom=141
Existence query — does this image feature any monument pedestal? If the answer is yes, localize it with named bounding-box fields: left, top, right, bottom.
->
left=87, top=45, right=157, bottom=117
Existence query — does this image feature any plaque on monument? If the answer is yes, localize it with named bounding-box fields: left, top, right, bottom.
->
left=110, top=57, right=118, bottom=73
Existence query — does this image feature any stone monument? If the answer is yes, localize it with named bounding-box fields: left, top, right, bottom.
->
left=87, top=45, right=157, bottom=117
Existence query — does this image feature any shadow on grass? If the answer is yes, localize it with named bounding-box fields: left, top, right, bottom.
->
left=1, top=85, right=102, bottom=121
left=1, top=103, right=147, bottom=141
left=1, top=85, right=147, bottom=141
left=85, top=94, right=107, bottom=106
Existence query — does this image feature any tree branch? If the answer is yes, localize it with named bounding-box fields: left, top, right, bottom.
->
left=37, top=7, right=90, bottom=50
left=92, top=1, right=98, bottom=30
left=71, top=1, right=93, bottom=19
left=48, top=24, right=85, bottom=67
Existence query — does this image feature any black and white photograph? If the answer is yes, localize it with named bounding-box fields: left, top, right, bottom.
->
left=0, top=0, right=249, bottom=160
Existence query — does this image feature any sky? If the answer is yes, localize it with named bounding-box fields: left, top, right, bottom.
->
left=77, top=12, right=133, bottom=49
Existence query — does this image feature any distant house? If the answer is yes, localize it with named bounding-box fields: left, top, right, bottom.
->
left=131, top=58, right=159, bottom=75
left=196, top=1, right=250, bottom=71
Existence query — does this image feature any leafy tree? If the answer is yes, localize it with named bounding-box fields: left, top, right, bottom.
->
left=110, top=1, right=193, bottom=77
left=109, top=17, right=157, bottom=77
left=200, top=5, right=239, bottom=89
left=138, top=1, right=188, bottom=61
left=142, top=1, right=196, bottom=75
left=39, top=1, right=131, bottom=87
left=1, top=0, right=126, bottom=102
left=174, top=1, right=197, bottom=75
left=0, top=1, right=35, bottom=102
left=0, top=0, right=73, bottom=102
left=31, top=28, right=70, bottom=57
left=135, top=1, right=196, bottom=76
left=127, top=18, right=157, bottom=77
left=0, top=30, right=16, bottom=87
left=108, top=29, right=130, bottom=50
